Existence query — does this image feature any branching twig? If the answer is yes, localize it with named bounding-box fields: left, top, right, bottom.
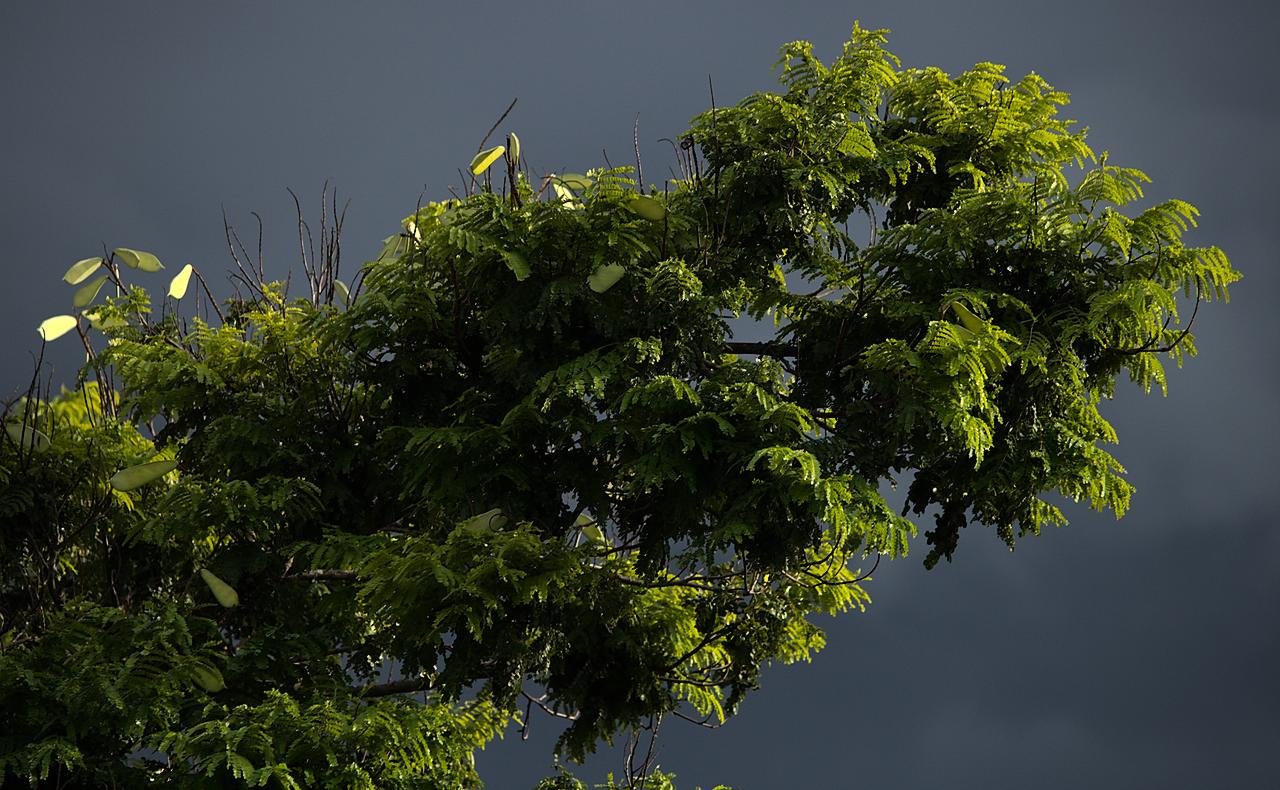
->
left=521, top=689, right=579, bottom=720
left=1113, top=283, right=1202, bottom=355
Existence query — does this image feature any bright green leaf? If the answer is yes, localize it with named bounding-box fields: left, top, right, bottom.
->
left=502, top=250, right=531, bottom=281
left=168, top=263, right=194, bottom=299
left=84, top=309, right=128, bottom=331
left=72, top=275, right=108, bottom=308
left=555, top=173, right=592, bottom=191
left=334, top=279, right=350, bottom=306
left=587, top=263, right=626, bottom=293
left=109, top=459, right=177, bottom=491
left=377, top=234, right=411, bottom=262
left=551, top=182, right=579, bottom=206
left=200, top=568, right=239, bottom=607
left=114, top=247, right=164, bottom=272
left=950, top=301, right=985, bottom=333
left=508, top=132, right=521, bottom=166
left=37, top=315, right=78, bottom=341
left=4, top=422, right=51, bottom=453
left=190, top=665, right=225, bottom=693
left=461, top=508, right=509, bottom=534
left=627, top=195, right=667, bottom=221
left=470, top=146, right=505, bottom=175
left=62, top=257, right=103, bottom=285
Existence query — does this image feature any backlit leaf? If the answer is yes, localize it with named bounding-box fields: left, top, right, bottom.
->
left=551, top=182, right=578, bottom=206
left=555, top=173, right=592, bottom=191
left=84, top=309, right=128, bottom=331
left=627, top=195, right=667, bottom=221
left=63, top=257, right=103, bottom=285
left=4, top=422, right=51, bottom=453
left=37, top=315, right=78, bottom=341
left=587, top=263, right=626, bottom=293
left=200, top=568, right=239, bottom=608
left=115, top=247, right=164, bottom=272
left=168, top=264, right=194, bottom=299
left=461, top=508, right=509, bottom=534
left=950, top=301, right=985, bottom=333
left=109, top=459, right=177, bottom=491
left=502, top=250, right=531, bottom=281
left=376, top=234, right=411, bottom=262
left=470, top=146, right=505, bottom=175
left=72, top=275, right=108, bottom=308
left=190, top=665, right=225, bottom=693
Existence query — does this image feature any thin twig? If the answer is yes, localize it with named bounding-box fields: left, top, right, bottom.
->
left=1114, top=283, right=1202, bottom=355
left=633, top=114, right=644, bottom=189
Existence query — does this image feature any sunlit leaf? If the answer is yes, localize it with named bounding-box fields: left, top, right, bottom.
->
left=551, top=182, right=578, bottom=205
left=376, top=234, right=412, bottom=262
left=84, top=309, right=128, bottom=331
left=4, top=422, right=51, bottom=453
left=627, top=195, right=667, bottom=221
left=555, top=173, right=592, bottom=191
left=109, top=459, right=177, bottom=491
left=587, top=263, right=626, bottom=293
left=200, top=568, right=239, bottom=608
left=63, top=257, right=103, bottom=285
left=508, top=132, right=521, bottom=166
left=72, top=275, right=108, bottom=308
left=950, top=301, right=985, bottom=333
left=168, top=263, right=194, bottom=299
left=461, top=507, right=509, bottom=534
left=114, top=247, right=164, bottom=272
left=502, top=250, right=531, bottom=281
left=190, top=665, right=225, bottom=693
left=334, top=279, right=350, bottom=306
left=37, top=315, right=78, bottom=341
left=470, top=145, right=505, bottom=175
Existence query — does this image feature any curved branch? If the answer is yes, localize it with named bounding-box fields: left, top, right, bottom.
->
left=661, top=624, right=732, bottom=673
left=1113, top=283, right=1201, bottom=355
left=522, top=689, right=579, bottom=721
left=798, top=552, right=881, bottom=586
left=670, top=708, right=724, bottom=729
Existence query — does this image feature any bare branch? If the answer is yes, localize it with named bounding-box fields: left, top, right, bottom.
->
left=522, top=689, right=579, bottom=720
left=724, top=340, right=798, bottom=358
left=360, top=676, right=434, bottom=698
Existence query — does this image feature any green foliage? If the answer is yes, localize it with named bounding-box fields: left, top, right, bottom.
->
left=1, top=23, right=1237, bottom=788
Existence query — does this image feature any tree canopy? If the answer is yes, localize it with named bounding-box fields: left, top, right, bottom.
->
left=0, top=24, right=1238, bottom=789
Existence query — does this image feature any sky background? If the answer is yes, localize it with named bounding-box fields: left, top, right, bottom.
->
left=2, top=2, right=1277, bottom=787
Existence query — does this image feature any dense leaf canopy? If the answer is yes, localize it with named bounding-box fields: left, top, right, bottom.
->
left=0, top=24, right=1236, bottom=788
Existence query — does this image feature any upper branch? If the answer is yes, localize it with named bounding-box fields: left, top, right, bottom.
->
left=724, top=341, right=797, bottom=358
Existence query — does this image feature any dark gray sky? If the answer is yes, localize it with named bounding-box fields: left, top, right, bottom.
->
left=3, top=2, right=1277, bottom=787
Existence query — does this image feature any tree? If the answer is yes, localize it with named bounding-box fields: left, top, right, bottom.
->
left=0, top=23, right=1238, bottom=788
